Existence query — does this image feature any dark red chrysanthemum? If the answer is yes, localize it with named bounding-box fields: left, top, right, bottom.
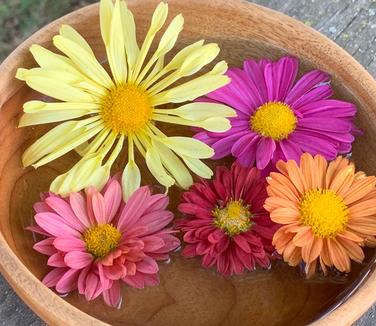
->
left=177, top=162, right=279, bottom=276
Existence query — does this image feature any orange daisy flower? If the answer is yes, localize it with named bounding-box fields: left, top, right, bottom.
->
left=264, top=153, right=376, bottom=278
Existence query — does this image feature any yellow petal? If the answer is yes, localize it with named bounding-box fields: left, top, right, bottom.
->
left=29, top=44, right=76, bottom=71
left=157, top=136, right=214, bottom=159
left=152, top=67, right=230, bottom=105
left=130, top=2, right=168, bottom=80
left=156, top=102, right=236, bottom=120
left=78, top=128, right=111, bottom=157
left=136, top=14, right=184, bottom=84
left=152, top=139, right=193, bottom=189
left=32, top=122, right=103, bottom=168
left=120, top=1, right=139, bottom=72
left=17, top=69, right=95, bottom=103
left=53, top=35, right=114, bottom=88
left=107, top=0, right=127, bottom=84
left=60, top=25, right=95, bottom=56
left=145, top=145, right=175, bottom=188
left=100, top=0, right=114, bottom=45
left=182, top=156, right=213, bottom=179
left=122, top=160, right=141, bottom=201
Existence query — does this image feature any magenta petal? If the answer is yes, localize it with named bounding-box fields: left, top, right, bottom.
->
left=298, top=99, right=356, bottom=118
left=279, top=139, right=303, bottom=163
left=64, top=251, right=93, bottom=269
left=211, top=131, right=250, bottom=159
left=231, top=133, right=258, bottom=157
left=103, top=180, right=122, bottom=223
left=243, top=58, right=270, bottom=102
left=256, top=137, right=276, bottom=170
left=55, top=269, right=80, bottom=294
left=299, top=117, right=352, bottom=133
left=285, top=70, right=330, bottom=105
left=291, top=85, right=333, bottom=110
left=54, top=237, right=86, bottom=252
left=43, top=267, right=69, bottom=288
left=103, top=281, right=121, bottom=308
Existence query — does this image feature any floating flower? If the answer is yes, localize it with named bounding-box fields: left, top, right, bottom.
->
left=195, top=56, right=360, bottom=171
left=17, top=0, right=234, bottom=199
left=177, top=162, right=278, bottom=276
left=29, top=178, right=180, bottom=307
left=265, top=153, right=376, bottom=278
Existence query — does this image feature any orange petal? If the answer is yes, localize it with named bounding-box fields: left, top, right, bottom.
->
left=300, top=153, right=315, bottom=190
left=272, top=227, right=294, bottom=249
left=325, top=156, right=349, bottom=188
left=319, top=256, right=328, bottom=275
left=337, top=237, right=365, bottom=263
left=343, top=176, right=376, bottom=205
left=337, top=230, right=364, bottom=243
left=328, top=164, right=354, bottom=194
left=286, top=160, right=308, bottom=195
left=276, top=160, right=288, bottom=176
left=347, top=218, right=376, bottom=235
left=320, top=238, right=332, bottom=267
left=264, top=196, right=299, bottom=211
left=292, top=227, right=313, bottom=247
left=270, top=207, right=300, bottom=224
left=283, top=241, right=302, bottom=266
left=305, top=258, right=317, bottom=279
left=327, top=238, right=351, bottom=272
left=313, top=154, right=328, bottom=188
left=349, top=199, right=376, bottom=217
left=307, top=237, right=323, bottom=263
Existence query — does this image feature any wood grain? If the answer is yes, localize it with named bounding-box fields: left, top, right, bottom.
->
left=0, top=0, right=376, bottom=325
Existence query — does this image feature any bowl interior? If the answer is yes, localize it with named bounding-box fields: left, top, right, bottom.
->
left=0, top=1, right=376, bottom=325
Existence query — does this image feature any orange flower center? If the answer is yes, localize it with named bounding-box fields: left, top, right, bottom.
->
left=250, top=101, right=297, bottom=141
left=213, top=199, right=252, bottom=236
left=101, top=84, right=153, bottom=135
left=83, top=224, right=121, bottom=258
left=299, top=189, right=349, bottom=238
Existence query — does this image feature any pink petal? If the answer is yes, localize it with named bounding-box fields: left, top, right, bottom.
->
left=43, top=267, right=69, bottom=288
left=141, top=236, right=165, bottom=252
left=98, top=263, right=111, bottom=290
left=103, top=280, right=121, bottom=308
left=103, top=180, right=122, bottom=223
left=136, top=256, right=159, bottom=274
left=122, top=273, right=146, bottom=289
left=48, top=253, right=67, bottom=268
left=64, top=251, right=93, bottom=269
left=46, top=196, right=85, bottom=232
left=53, top=237, right=86, bottom=252
left=103, top=263, right=126, bottom=280
left=26, top=225, right=51, bottom=237
left=33, top=201, right=53, bottom=213
left=35, top=212, right=81, bottom=238
left=55, top=268, right=80, bottom=294
left=78, top=266, right=90, bottom=294
left=85, top=272, right=103, bottom=301
left=69, top=192, right=90, bottom=228
left=117, top=186, right=151, bottom=231
left=33, top=238, right=56, bottom=255
left=143, top=194, right=169, bottom=214
left=92, top=190, right=106, bottom=225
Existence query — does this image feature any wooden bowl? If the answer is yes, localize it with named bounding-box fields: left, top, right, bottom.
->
left=0, top=0, right=376, bottom=325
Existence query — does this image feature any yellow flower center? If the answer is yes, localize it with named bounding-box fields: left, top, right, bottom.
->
left=250, top=101, right=297, bottom=141
left=213, top=200, right=252, bottom=236
left=101, top=84, right=153, bottom=135
left=83, top=224, right=121, bottom=259
left=299, top=189, right=349, bottom=238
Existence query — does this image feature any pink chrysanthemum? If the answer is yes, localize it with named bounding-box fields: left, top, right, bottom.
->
left=177, top=162, right=278, bottom=276
left=29, top=179, right=180, bottom=307
left=195, top=56, right=360, bottom=171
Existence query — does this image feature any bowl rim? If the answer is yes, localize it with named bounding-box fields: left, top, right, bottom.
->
left=0, top=0, right=376, bottom=325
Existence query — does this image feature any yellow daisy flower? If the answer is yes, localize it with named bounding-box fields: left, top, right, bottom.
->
left=17, top=0, right=234, bottom=200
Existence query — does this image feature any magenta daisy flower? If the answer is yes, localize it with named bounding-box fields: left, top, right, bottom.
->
left=195, top=56, right=360, bottom=171
left=29, top=179, right=180, bottom=307
left=177, top=162, right=278, bottom=276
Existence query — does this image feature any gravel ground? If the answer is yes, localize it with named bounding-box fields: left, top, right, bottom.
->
left=0, top=0, right=375, bottom=325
